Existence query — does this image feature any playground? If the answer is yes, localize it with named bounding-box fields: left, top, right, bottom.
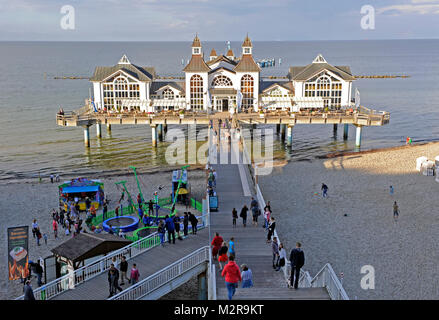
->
left=85, top=165, right=204, bottom=242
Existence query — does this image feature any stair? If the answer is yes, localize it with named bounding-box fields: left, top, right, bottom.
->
left=217, top=286, right=330, bottom=300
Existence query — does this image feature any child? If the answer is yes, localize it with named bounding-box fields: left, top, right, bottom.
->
left=43, top=233, right=48, bottom=245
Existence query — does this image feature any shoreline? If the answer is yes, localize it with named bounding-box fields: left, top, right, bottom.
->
left=3, top=141, right=439, bottom=186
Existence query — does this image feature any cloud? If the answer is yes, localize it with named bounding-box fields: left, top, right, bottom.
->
left=378, top=1, right=439, bottom=15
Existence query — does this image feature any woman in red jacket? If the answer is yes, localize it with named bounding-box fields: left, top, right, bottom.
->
left=211, top=232, right=224, bottom=260
left=221, top=255, right=242, bottom=300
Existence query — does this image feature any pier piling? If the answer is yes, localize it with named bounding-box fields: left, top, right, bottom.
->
left=287, top=125, right=294, bottom=146
left=83, top=126, right=90, bottom=147
left=96, top=124, right=102, bottom=139
left=158, top=124, right=163, bottom=141
left=333, top=124, right=338, bottom=138
left=106, top=124, right=112, bottom=135
left=151, top=125, right=157, bottom=147
left=343, top=124, right=349, bottom=140
left=355, top=125, right=362, bottom=147
left=280, top=124, right=286, bottom=140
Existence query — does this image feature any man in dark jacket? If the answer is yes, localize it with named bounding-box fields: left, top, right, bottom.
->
left=183, top=212, right=189, bottom=236
left=240, top=205, right=248, bottom=227
left=289, top=242, right=305, bottom=289
left=107, top=264, right=123, bottom=297
left=165, top=215, right=175, bottom=244
left=189, top=212, right=198, bottom=234
left=23, top=280, right=35, bottom=300
left=119, top=256, right=129, bottom=285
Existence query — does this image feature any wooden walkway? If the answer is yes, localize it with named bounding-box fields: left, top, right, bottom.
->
left=209, top=142, right=329, bottom=300
left=51, top=229, right=209, bottom=300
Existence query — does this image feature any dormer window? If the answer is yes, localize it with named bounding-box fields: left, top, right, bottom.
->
left=193, top=47, right=200, bottom=55
left=244, top=47, right=251, bottom=54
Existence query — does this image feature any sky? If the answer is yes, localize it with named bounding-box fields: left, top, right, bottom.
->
left=0, top=0, right=438, bottom=41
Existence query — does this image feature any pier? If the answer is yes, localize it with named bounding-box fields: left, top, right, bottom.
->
left=56, top=106, right=389, bottom=148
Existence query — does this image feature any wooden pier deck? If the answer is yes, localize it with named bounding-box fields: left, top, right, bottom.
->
left=209, top=143, right=330, bottom=300
left=56, top=108, right=389, bottom=128
left=51, top=229, right=209, bottom=300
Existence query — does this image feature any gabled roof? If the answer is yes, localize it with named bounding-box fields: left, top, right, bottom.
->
left=206, top=55, right=237, bottom=67
left=260, top=81, right=294, bottom=94
left=289, top=57, right=355, bottom=81
left=208, top=66, right=236, bottom=74
left=51, top=233, right=131, bottom=263
left=90, top=63, right=156, bottom=82
left=234, top=54, right=260, bottom=72
left=151, top=81, right=185, bottom=93
left=183, top=55, right=211, bottom=72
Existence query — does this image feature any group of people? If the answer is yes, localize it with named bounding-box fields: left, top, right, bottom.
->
left=107, top=256, right=140, bottom=298
left=157, top=212, right=199, bottom=246
left=211, top=232, right=252, bottom=300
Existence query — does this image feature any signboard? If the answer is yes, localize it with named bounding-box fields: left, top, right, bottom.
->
left=7, top=226, right=30, bottom=281
left=209, top=196, right=218, bottom=211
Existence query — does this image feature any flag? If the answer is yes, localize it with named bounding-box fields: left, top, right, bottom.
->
left=355, top=88, right=360, bottom=108
left=91, top=101, right=97, bottom=112
left=207, top=90, right=212, bottom=109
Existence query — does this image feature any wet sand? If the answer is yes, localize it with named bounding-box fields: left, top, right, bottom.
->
left=259, top=142, right=439, bottom=299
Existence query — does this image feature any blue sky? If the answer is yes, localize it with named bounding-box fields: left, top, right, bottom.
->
left=0, top=0, right=438, bottom=41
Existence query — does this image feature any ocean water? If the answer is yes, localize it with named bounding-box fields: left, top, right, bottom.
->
left=0, top=40, right=438, bottom=182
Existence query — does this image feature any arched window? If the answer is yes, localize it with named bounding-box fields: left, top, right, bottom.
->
left=212, top=75, right=233, bottom=87
left=316, top=76, right=331, bottom=98
left=103, top=75, right=139, bottom=111
left=162, top=88, right=174, bottom=100
left=241, top=74, right=254, bottom=109
left=190, top=74, right=204, bottom=110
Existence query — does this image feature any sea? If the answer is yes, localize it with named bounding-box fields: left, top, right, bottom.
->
left=0, top=40, right=438, bottom=182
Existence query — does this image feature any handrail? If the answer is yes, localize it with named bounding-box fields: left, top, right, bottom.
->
left=15, top=213, right=209, bottom=300
left=109, top=246, right=210, bottom=300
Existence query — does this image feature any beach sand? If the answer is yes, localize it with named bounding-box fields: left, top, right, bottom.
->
left=259, top=142, right=439, bottom=300
left=0, top=168, right=206, bottom=300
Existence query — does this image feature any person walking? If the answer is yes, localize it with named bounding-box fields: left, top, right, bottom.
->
left=211, top=232, right=224, bottom=260
left=157, top=220, right=166, bottom=246
left=218, top=241, right=229, bottom=270
left=321, top=183, right=328, bottom=198
left=189, top=212, right=198, bottom=234
left=119, top=256, right=130, bottom=285
left=263, top=207, right=271, bottom=231
left=289, top=242, right=305, bottom=289
left=232, top=208, right=238, bottom=228
left=228, top=237, right=236, bottom=258
left=165, top=215, right=176, bottom=244
left=183, top=212, right=189, bottom=236
left=34, top=262, right=44, bottom=287
left=43, top=233, right=48, bottom=245
left=221, top=255, right=242, bottom=300
left=107, top=264, right=123, bottom=297
left=173, top=213, right=182, bottom=240
left=108, top=269, right=118, bottom=297
left=240, top=205, right=248, bottom=227
left=35, top=227, right=42, bottom=246
left=389, top=185, right=394, bottom=196
left=103, top=199, right=108, bottom=221
left=31, top=219, right=38, bottom=238
left=264, top=201, right=271, bottom=213
left=23, top=280, right=35, bottom=300
left=250, top=197, right=259, bottom=227
left=241, top=264, right=253, bottom=288
left=393, top=201, right=399, bottom=221
left=130, top=264, right=140, bottom=285
left=272, top=237, right=280, bottom=269
left=267, top=217, right=276, bottom=243
left=276, top=243, right=287, bottom=273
